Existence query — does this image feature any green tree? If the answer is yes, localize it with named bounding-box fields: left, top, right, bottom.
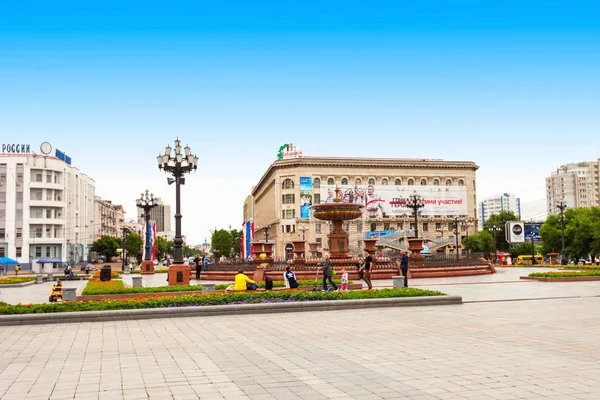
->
left=183, top=245, right=195, bottom=258
left=462, top=230, right=494, bottom=259
left=211, top=229, right=233, bottom=259
left=91, top=236, right=120, bottom=261
left=124, top=232, right=143, bottom=261
left=230, top=228, right=242, bottom=258
left=564, top=207, right=600, bottom=261
left=509, top=242, right=535, bottom=259
left=539, top=214, right=563, bottom=255
left=155, top=236, right=168, bottom=260
left=482, top=211, right=519, bottom=252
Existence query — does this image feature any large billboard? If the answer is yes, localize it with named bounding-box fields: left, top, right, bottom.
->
left=319, top=185, right=468, bottom=216
left=524, top=223, right=542, bottom=241
left=299, top=177, right=312, bottom=218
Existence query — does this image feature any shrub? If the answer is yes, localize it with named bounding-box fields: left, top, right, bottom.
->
left=0, top=288, right=446, bottom=315
left=82, top=280, right=203, bottom=295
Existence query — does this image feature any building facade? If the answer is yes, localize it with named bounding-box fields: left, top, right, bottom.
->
left=94, top=197, right=124, bottom=240
left=247, top=156, right=479, bottom=260
left=478, top=193, right=521, bottom=228
left=1, top=148, right=95, bottom=268
left=546, top=160, right=600, bottom=214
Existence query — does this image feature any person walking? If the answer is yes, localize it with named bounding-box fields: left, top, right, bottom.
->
left=321, top=253, right=338, bottom=291
left=360, top=249, right=373, bottom=290
left=400, top=250, right=409, bottom=288
left=193, top=254, right=202, bottom=280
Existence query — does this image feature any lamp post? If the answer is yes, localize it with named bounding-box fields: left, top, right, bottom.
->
left=299, top=224, right=309, bottom=241
left=406, top=191, right=425, bottom=239
left=529, top=223, right=537, bottom=265
left=491, top=225, right=499, bottom=264
left=452, top=217, right=460, bottom=260
left=157, top=138, right=198, bottom=264
left=264, top=224, right=270, bottom=243
left=437, top=225, right=448, bottom=237
left=121, top=226, right=130, bottom=271
left=136, top=190, right=158, bottom=261
left=461, top=219, right=473, bottom=257
left=556, top=197, right=568, bottom=265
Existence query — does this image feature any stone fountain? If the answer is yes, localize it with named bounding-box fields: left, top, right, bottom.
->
left=311, top=187, right=363, bottom=259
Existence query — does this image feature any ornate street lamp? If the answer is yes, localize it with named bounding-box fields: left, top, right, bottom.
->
left=491, top=225, right=499, bottom=264
left=264, top=224, right=271, bottom=243
left=461, top=218, right=474, bottom=257
left=452, top=217, right=460, bottom=260
left=136, top=190, right=159, bottom=262
left=157, top=138, right=198, bottom=264
left=299, top=224, right=309, bottom=241
left=406, top=191, right=425, bottom=239
left=556, top=197, right=568, bottom=265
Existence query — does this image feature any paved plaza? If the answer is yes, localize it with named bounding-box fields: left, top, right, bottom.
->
left=1, top=269, right=600, bottom=399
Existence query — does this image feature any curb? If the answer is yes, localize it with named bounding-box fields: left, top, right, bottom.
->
left=0, top=295, right=462, bottom=326
left=520, top=276, right=600, bottom=282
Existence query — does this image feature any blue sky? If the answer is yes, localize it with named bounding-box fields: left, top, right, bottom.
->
left=1, top=1, right=599, bottom=243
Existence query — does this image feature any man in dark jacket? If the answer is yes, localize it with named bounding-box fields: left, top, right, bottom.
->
left=400, top=250, right=409, bottom=288
left=194, top=254, right=202, bottom=280
left=321, top=253, right=338, bottom=291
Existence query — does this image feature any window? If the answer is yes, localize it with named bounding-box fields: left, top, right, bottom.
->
left=35, top=247, right=42, bottom=257
left=0, top=210, right=4, bottom=219
left=314, top=193, right=320, bottom=204
left=370, top=223, right=377, bottom=232
left=408, top=179, right=414, bottom=186
left=282, top=209, right=295, bottom=219
left=54, top=175, right=59, bottom=184
left=0, top=228, right=4, bottom=239
left=423, top=223, right=429, bottom=232
left=433, top=179, right=440, bottom=186
left=435, top=223, right=441, bottom=230
left=46, top=227, right=51, bottom=238
left=16, top=192, right=23, bottom=202
left=35, top=228, right=42, bottom=238
left=46, top=209, right=52, bottom=219
left=394, top=178, right=401, bottom=186
left=35, top=209, right=43, bottom=218
left=0, top=248, right=4, bottom=257
left=16, top=247, right=22, bottom=257
left=341, top=178, right=348, bottom=185
left=420, top=179, right=427, bottom=186
left=327, top=178, right=334, bottom=185
left=46, top=173, right=52, bottom=183
left=384, top=223, right=390, bottom=230
left=16, top=210, right=22, bottom=220
left=282, top=179, right=294, bottom=189
left=31, top=189, right=42, bottom=200
left=381, top=179, right=388, bottom=185
left=316, top=223, right=322, bottom=233
left=0, top=192, right=5, bottom=202
left=16, top=173, right=23, bottom=184
left=35, top=173, right=42, bottom=182
left=316, top=238, right=322, bottom=245
left=282, top=194, right=295, bottom=204
left=54, top=228, right=60, bottom=238
left=16, top=228, right=22, bottom=238
left=446, top=179, right=452, bottom=186
left=355, top=178, right=362, bottom=185
left=0, top=173, right=5, bottom=184
left=458, top=179, right=465, bottom=186
left=46, top=246, right=51, bottom=257
left=313, top=178, right=320, bottom=189
left=368, top=178, right=375, bottom=185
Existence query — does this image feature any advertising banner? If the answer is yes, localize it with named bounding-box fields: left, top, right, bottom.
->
left=524, top=223, right=542, bottom=241
left=319, top=185, right=467, bottom=216
left=505, top=221, right=525, bottom=243
left=300, top=177, right=312, bottom=218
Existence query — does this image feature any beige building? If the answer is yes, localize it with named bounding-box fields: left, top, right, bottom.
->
left=247, top=156, right=479, bottom=260
left=94, top=196, right=124, bottom=240
left=546, top=160, right=600, bottom=214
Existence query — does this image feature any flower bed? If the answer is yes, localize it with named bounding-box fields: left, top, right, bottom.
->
left=81, top=280, right=203, bottom=295
left=213, top=279, right=350, bottom=290
left=559, top=265, right=600, bottom=270
left=130, top=268, right=169, bottom=274
left=528, top=271, right=600, bottom=278
left=0, top=276, right=37, bottom=285
left=0, top=288, right=445, bottom=315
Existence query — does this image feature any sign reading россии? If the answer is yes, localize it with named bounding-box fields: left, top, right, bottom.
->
left=2, top=144, right=31, bottom=154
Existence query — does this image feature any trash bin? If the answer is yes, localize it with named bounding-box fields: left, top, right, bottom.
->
left=100, top=266, right=112, bottom=281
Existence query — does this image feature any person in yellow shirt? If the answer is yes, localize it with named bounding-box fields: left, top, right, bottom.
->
left=234, top=270, right=257, bottom=291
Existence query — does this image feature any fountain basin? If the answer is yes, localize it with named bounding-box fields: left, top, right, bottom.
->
left=312, top=203, right=363, bottom=221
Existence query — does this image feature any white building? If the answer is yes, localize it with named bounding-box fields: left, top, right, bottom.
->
left=546, top=160, right=600, bottom=214
left=478, top=193, right=521, bottom=228
left=0, top=143, right=95, bottom=269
